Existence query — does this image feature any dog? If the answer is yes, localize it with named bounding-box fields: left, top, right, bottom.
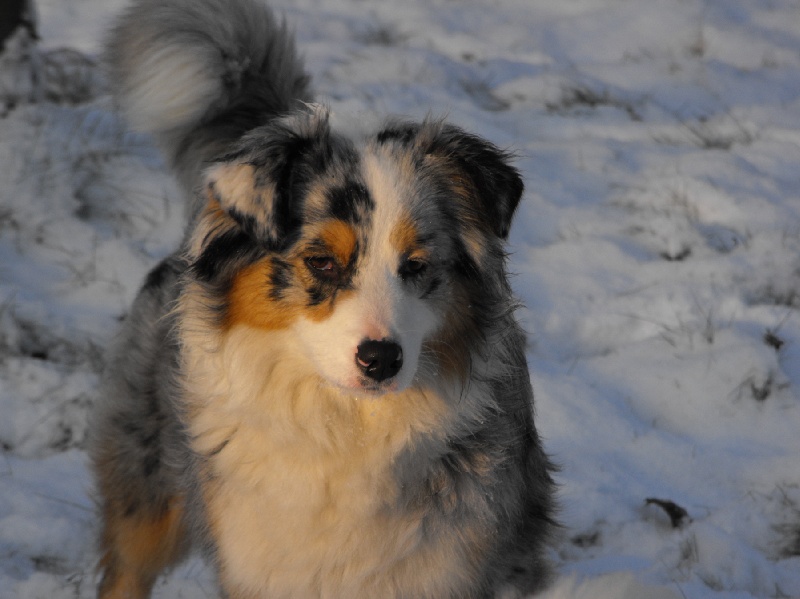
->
left=90, top=0, right=557, bottom=597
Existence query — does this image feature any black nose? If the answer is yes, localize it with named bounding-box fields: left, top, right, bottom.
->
left=355, top=340, right=403, bottom=382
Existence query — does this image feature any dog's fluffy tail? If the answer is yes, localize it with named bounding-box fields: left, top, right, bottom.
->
left=106, top=0, right=312, bottom=203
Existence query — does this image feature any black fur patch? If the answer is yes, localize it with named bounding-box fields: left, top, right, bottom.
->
left=142, top=453, right=160, bottom=477
left=192, top=229, right=264, bottom=284
left=235, top=125, right=365, bottom=246
left=327, top=182, right=373, bottom=222
left=142, top=259, right=175, bottom=291
left=421, top=276, right=442, bottom=299
left=264, top=134, right=314, bottom=243
left=376, top=123, right=420, bottom=145
left=227, top=206, right=261, bottom=240
left=306, top=285, right=327, bottom=307
left=268, top=257, right=292, bottom=300
left=212, top=123, right=323, bottom=248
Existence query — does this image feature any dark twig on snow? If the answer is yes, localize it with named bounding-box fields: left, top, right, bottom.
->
left=646, top=497, right=691, bottom=529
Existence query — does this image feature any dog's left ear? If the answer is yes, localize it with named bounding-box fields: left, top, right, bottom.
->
left=428, top=124, right=524, bottom=239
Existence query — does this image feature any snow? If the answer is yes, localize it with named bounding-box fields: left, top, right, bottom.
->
left=2, top=0, right=799, bottom=597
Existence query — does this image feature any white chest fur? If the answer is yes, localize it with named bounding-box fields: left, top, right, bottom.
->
left=181, top=325, right=478, bottom=598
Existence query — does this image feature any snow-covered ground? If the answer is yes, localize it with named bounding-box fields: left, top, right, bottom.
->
left=2, top=0, right=799, bottom=597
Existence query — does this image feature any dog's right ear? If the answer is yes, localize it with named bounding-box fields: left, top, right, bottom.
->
left=204, top=109, right=332, bottom=249
left=205, top=160, right=293, bottom=249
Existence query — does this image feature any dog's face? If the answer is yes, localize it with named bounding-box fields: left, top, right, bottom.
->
left=187, top=110, right=523, bottom=396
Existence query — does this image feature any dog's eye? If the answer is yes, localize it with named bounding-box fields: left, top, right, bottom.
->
left=306, top=256, right=338, bottom=279
left=400, top=257, right=427, bottom=279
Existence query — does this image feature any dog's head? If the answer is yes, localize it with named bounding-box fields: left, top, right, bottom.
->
left=187, top=109, right=523, bottom=395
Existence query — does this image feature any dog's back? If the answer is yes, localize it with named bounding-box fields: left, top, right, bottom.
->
left=91, top=1, right=556, bottom=597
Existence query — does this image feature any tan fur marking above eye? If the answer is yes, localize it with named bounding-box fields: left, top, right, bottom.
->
left=390, top=215, right=419, bottom=255
left=318, top=219, right=358, bottom=266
